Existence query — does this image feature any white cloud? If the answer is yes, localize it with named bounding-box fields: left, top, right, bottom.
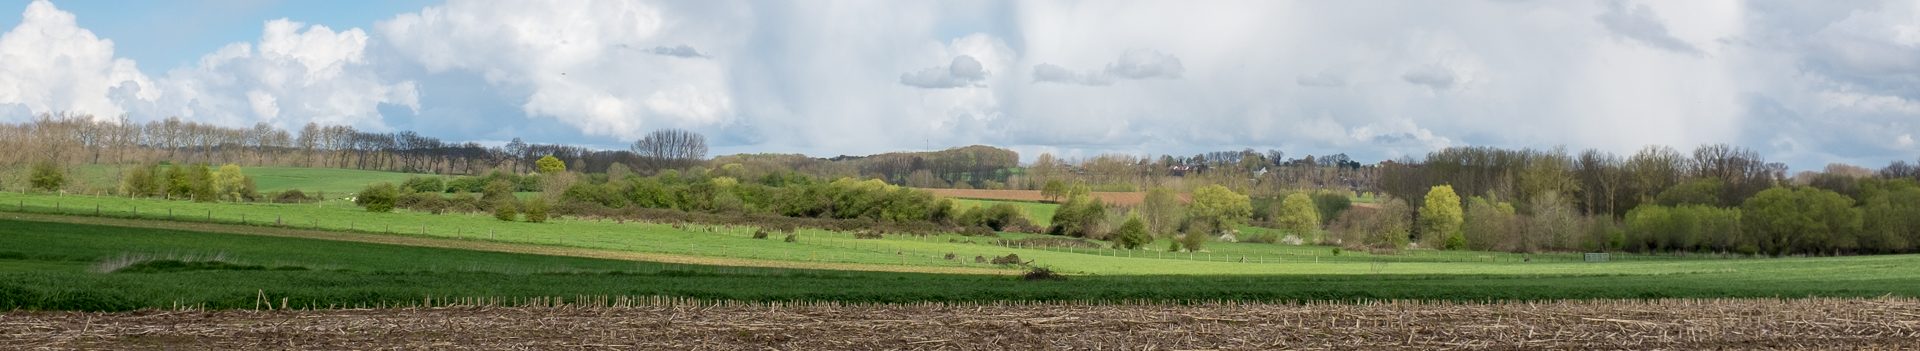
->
left=0, top=0, right=155, bottom=120
left=378, top=0, right=732, bottom=140
left=141, top=19, right=417, bottom=129
left=899, top=55, right=988, bottom=89
left=1033, top=49, right=1183, bottom=86
left=1595, top=0, right=1704, bottom=55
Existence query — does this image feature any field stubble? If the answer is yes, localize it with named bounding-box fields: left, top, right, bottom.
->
left=3, top=298, right=1916, bottom=350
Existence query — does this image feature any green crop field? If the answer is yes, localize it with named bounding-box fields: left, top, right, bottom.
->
left=0, top=191, right=1742, bottom=275
left=244, top=167, right=425, bottom=194
left=951, top=198, right=1059, bottom=227
left=5, top=218, right=1920, bottom=312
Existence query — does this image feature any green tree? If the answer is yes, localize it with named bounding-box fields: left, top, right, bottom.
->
left=1049, top=195, right=1108, bottom=238
left=1112, top=213, right=1152, bottom=249
left=1860, top=184, right=1920, bottom=253
left=1741, top=187, right=1860, bottom=256
left=186, top=164, right=217, bottom=203
left=1462, top=197, right=1517, bottom=251
left=355, top=182, right=400, bottom=213
left=1418, top=185, right=1464, bottom=247
left=28, top=161, right=64, bottom=193
left=536, top=155, right=566, bottom=174
left=1311, top=192, right=1352, bottom=225
left=1273, top=193, right=1321, bottom=240
left=1189, top=184, right=1252, bottom=233
left=1139, top=186, right=1183, bottom=235
left=1041, top=180, right=1066, bottom=203
left=214, top=164, right=248, bottom=201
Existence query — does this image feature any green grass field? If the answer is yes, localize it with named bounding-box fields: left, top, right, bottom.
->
left=5, top=218, right=1920, bottom=311
left=0, top=191, right=1742, bottom=276
left=950, top=198, right=1058, bottom=227
left=244, top=167, right=424, bottom=194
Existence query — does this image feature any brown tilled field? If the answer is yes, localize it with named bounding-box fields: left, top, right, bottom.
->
left=6, top=298, right=1916, bottom=350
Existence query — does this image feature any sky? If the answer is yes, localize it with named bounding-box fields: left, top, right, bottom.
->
left=1, top=0, right=1917, bottom=171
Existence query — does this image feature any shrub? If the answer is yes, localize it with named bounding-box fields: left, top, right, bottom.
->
left=752, top=229, right=770, bottom=239
left=783, top=234, right=797, bottom=243
left=401, top=176, right=446, bottom=193
left=28, top=161, right=64, bottom=192
left=355, top=183, right=400, bottom=213
left=989, top=254, right=1025, bottom=265
left=493, top=200, right=519, bottom=221
left=1178, top=232, right=1207, bottom=252
left=397, top=192, right=447, bottom=214
left=1022, top=266, right=1065, bottom=281
left=272, top=189, right=311, bottom=204
left=524, top=198, right=550, bottom=223
left=1111, top=214, right=1152, bottom=249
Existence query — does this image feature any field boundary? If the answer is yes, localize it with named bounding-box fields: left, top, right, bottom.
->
left=0, top=212, right=1017, bottom=276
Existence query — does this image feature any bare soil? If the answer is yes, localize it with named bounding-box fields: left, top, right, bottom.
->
left=5, top=298, right=1916, bottom=350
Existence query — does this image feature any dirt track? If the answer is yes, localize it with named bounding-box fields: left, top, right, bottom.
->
left=6, top=298, right=1916, bottom=350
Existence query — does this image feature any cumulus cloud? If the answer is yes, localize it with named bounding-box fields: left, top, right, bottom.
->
left=150, top=19, right=417, bottom=128
left=378, top=0, right=734, bottom=140
left=899, top=55, right=988, bottom=88
left=1033, top=49, right=1182, bottom=86
left=1595, top=0, right=1704, bottom=55
left=0, top=0, right=155, bottom=120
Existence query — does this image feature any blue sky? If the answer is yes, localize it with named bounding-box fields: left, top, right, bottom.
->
left=1, top=0, right=1917, bottom=171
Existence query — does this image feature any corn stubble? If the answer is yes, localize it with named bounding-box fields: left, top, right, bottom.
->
left=3, top=297, right=1916, bottom=350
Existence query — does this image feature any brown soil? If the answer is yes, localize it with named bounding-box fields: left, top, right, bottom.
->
left=5, top=298, right=1916, bottom=350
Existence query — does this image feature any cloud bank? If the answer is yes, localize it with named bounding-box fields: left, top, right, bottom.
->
left=1, top=0, right=1917, bottom=170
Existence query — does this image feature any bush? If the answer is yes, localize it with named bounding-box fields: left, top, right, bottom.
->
left=355, top=183, right=400, bottom=213
left=28, top=161, right=64, bottom=192
left=1022, top=266, right=1065, bottom=281
left=493, top=200, right=519, bottom=221
left=524, top=198, right=550, bottom=223
left=990, top=254, right=1025, bottom=265
left=398, top=192, right=447, bottom=214
left=401, top=176, right=446, bottom=193
left=752, top=229, right=770, bottom=239
left=272, top=189, right=311, bottom=204
left=783, top=234, right=797, bottom=243
left=1111, top=214, right=1152, bottom=249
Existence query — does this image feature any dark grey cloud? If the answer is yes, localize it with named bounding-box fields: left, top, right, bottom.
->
left=899, top=55, right=987, bottom=89
left=1595, top=0, right=1703, bottom=55
left=647, top=44, right=708, bottom=58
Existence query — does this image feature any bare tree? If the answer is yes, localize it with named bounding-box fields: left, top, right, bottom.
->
left=630, top=129, right=708, bottom=170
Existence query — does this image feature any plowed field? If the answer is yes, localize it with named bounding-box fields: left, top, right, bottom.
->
left=6, top=298, right=1916, bottom=350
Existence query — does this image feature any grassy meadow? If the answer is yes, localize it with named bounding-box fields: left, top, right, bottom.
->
left=6, top=218, right=1920, bottom=311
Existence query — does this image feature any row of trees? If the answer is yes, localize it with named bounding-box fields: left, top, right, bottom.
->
left=0, top=114, right=711, bottom=182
